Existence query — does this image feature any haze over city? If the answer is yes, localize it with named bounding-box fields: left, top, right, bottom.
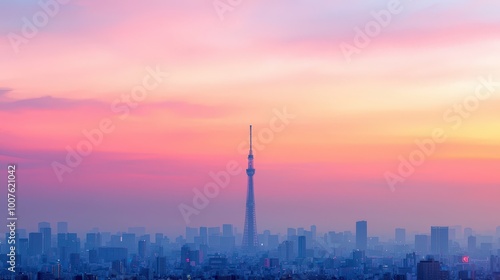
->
left=1, top=1, right=500, bottom=236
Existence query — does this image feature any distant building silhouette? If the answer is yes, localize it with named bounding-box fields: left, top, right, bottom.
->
left=415, top=234, right=429, bottom=255
left=298, top=236, right=306, bottom=259
left=356, top=221, right=367, bottom=250
left=417, top=258, right=449, bottom=280
left=28, top=232, right=43, bottom=256
left=468, top=235, right=477, bottom=253
left=395, top=228, right=406, bottom=244
left=431, top=226, right=449, bottom=256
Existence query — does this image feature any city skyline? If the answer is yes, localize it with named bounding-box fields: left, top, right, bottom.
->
left=9, top=220, right=500, bottom=244
left=1, top=0, right=500, bottom=247
left=5, top=219, right=500, bottom=279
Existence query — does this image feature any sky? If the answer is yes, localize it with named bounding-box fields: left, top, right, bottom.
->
left=0, top=0, right=499, bottom=238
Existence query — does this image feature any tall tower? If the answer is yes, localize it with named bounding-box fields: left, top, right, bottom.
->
left=356, top=220, right=367, bottom=251
left=242, top=125, right=258, bottom=249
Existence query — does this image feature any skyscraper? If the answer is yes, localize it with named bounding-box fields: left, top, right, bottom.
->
left=395, top=228, right=406, bottom=244
left=415, top=234, right=429, bottom=254
left=431, top=226, right=449, bottom=256
left=28, top=232, right=43, bottom=256
left=298, top=236, right=306, bottom=259
left=417, top=259, right=443, bottom=280
left=39, top=226, right=51, bottom=254
left=242, top=125, right=258, bottom=249
left=467, top=236, right=476, bottom=253
left=223, top=224, right=233, bottom=237
left=356, top=221, right=367, bottom=250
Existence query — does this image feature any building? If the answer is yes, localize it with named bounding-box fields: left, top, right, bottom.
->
left=356, top=221, right=367, bottom=251
left=185, top=227, right=198, bottom=243
left=181, top=245, right=190, bottom=264
left=468, top=236, right=477, bottom=253
left=98, top=247, right=127, bottom=262
left=415, top=234, right=429, bottom=255
left=199, top=227, right=208, bottom=245
left=417, top=259, right=449, bottom=280
left=298, top=236, right=306, bottom=259
left=223, top=224, right=233, bottom=237
left=431, top=226, right=449, bottom=256
left=279, top=241, right=294, bottom=261
left=156, top=256, right=167, bottom=276
left=39, top=226, right=52, bottom=254
left=395, top=228, right=406, bottom=244
left=28, top=232, right=43, bottom=256
left=85, top=233, right=101, bottom=250
left=138, top=240, right=147, bottom=259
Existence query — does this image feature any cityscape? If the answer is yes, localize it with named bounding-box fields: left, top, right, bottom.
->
left=2, top=221, right=500, bottom=279
left=2, top=0, right=500, bottom=280
left=1, top=126, right=500, bottom=279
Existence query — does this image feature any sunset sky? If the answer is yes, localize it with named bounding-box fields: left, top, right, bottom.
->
left=1, top=0, right=499, bottom=237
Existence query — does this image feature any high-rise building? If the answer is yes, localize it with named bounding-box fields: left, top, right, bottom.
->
left=122, top=233, right=136, bottom=254
left=180, top=245, right=191, bottom=269
left=417, top=259, right=442, bottom=280
left=491, top=255, right=500, bottom=273
left=38, top=225, right=51, bottom=254
left=156, top=256, right=167, bottom=276
left=85, top=233, right=101, bottom=251
left=279, top=241, right=294, bottom=261
left=431, top=226, right=449, bottom=256
left=395, top=228, right=406, bottom=244
left=268, top=235, right=279, bottom=250
left=208, top=227, right=220, bottom=236
left=28, top=232, right=43, bottom=256
left=223, top=224, right=233, bottom=237
left=464, top=228, right=473, bottom=239
left=242, top=125, right=258, bottom=250
left=66, top=233, right=80, bottom=255
left=199, top=227, right=208, bottom=245
left=138, top=240, right=147, bottom=259
left=356, top=221, right=367, bottom=250
left=311, top=225, right=317, bottom=241
left=185, top=227, right=198, bottom=243
left=415, top=235, right=429, bottom=254
left=468, top=236, right=476, bottom=253
left=155, top=233, right=164, bottom=245
left=298, top=236, right=306, bottom=259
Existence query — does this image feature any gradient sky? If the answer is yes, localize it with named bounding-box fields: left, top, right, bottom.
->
left=1, top=0, right=499, bottom=237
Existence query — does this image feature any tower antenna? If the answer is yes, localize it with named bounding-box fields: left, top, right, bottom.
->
left=249, top=125, right=253, bottom=155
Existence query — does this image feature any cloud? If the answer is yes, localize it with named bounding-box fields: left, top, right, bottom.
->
left=0, top=95, right=104, bottom=111
left=0, top=94, right=240, bottom=118
left=0, top=88, right=12, bottom=96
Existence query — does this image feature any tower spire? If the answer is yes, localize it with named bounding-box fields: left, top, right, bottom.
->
left=249, top=125, right=253, bottom=155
